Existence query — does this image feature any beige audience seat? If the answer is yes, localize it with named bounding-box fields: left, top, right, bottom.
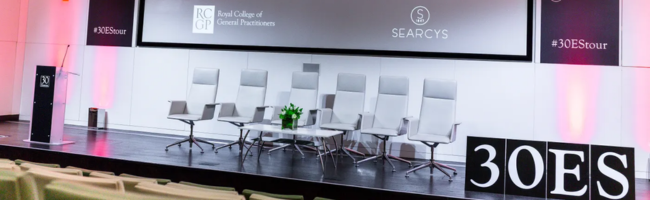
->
left=27, top=168, right=125, bottom=200
left=14, top=159, right=60, bottom=168
left=0, top=163, right=21, bottom=171
left=0, top=158, right=14, bottom=164
left=66, top=166, right=115, bottom=176
left=44, top=180, right=179, bottom=200
left=135, top=182, right=245, bottom=200
left=90, top=171, right=157, bottom=193
left=120, top=173, right=171, bottom=185
left=165, top=182, right=239, bottom=195
left=19, top=163, right=83, bottom=176
left=179, top=181, right=237, bottom=191
left=251, top=193, right=286, bottom=200
left=0, top=170, right=38, bottom=200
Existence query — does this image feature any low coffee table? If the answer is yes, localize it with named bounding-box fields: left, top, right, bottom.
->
left=239, top=124, right=343, bottom=172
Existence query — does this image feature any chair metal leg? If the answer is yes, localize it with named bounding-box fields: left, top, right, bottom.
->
left=293, top=144, right=305, bottom=158
left=345, top=148, right=365, bottom=157
left=406, top=162, right=432, bottom=177
left=268, top=144, right=290, bottom=154
left=215, top=129, right=244, bottom=153
left=435, top=162, right=458, bottom=174
left=194, top=138, right=215, bottom=149
left=165, top=138, right=191, bottom=150
left=433, top=163, right=453, bottom=181
left=384, top=154, right=396, bottom=172
left=388, top=154, right=412, bottom=167
left=191, top=138, right=205, bottom=153
left=215, top=140, right=240, bottom=152
left=356, top=155, right=380, bottom=166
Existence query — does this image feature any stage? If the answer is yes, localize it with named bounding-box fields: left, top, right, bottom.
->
left=0, top=121, right=647, bottom=200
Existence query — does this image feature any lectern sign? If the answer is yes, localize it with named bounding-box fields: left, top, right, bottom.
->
left=465, top=137, right=635, bottom=199
left=39, top=75, right=50, bottom=88
left=540, top=0, right=620, bottom=66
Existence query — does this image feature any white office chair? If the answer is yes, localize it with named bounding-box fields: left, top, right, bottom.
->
left=215, top=69, right=269, bottom=153
left=267, top=72, right=319, bottom=157
left=356, top=76, right=412, bottom=171
left=404, top=79, right=461, bottom=181
left=166, top=68, right=219, bottom=153
left=316, top=73, right=367, bottom=162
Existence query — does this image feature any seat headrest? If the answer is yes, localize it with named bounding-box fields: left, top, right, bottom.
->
left=379, top=76, right=409, bottom=96
left=193, top=68, right=219, bottom=85
left=423, top=79, right=456, bottom=100
left=292, top=72, right=319, bottom=90
left=337, top=73, right=366, bottom=93
left=240, top=69, right=268, bottom=87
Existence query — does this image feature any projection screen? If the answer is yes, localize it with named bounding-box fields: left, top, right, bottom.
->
left=137, top=0, right=533, bottom=61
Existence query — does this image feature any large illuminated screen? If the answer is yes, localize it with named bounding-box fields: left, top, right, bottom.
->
left=138, top=0, right=532, bottom=61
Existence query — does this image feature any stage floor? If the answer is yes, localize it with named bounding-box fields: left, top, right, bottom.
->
left=0, top=121, right=647, bottom=200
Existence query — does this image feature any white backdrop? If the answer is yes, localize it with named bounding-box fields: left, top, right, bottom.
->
left=2, top=0, right=649, bottom=179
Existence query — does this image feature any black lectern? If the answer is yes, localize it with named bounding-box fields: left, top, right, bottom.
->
left=25, top=66, right=74, bottom=145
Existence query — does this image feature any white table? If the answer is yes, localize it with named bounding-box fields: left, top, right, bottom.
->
left=239, top=124, right=343, bottom=172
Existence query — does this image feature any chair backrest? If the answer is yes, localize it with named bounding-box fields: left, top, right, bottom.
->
left=235, top=69, right=268, bottom=118
left=89, top=172, right=157, bottom=193
left=332, top=73, right=366, bottom=124
left=372, top=76, right=409, bottom=130
left=28, top=168, right=125, bottom=200
left=19, top=163, right=83, bottom=176
left=288, top=72, right=319, bottom=119
left=0, top=170, right=37, bottom=200
left=186, top=68, right=219, bottom=115
left=416, top=79, right=457, bottom=139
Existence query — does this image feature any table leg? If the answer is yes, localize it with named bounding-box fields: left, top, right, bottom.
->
left=241, top=131, right=255, bottom=164
left=257, top=132, right=264, bottom=161
left=325, top=137, right=337, bottom=168
left=317, top=137, right=325, bottom=172
left=240, top=130, right=251, bottom=158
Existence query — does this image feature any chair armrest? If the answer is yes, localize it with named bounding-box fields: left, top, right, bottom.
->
left=359, top=113, right=374, bottom=130
left=305, top=109, right=319, bottom=126
left=168, top=101, right=186, bottom=116
left=252, top=106, right=270, bottom=123
left=403, top=117, right=419, bottom=138
left=450, top=122, right=461, bottom=143
left=270, top=106, right=283, bottom=121
left=396, top=116, right=413, bottom=136
left=217, top=103, right=235, bottom=118
left=317, top=108, right=333, bottom=126
left=200, top=104, right=218, bottom=120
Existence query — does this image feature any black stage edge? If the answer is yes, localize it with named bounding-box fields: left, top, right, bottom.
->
left=0, top=115, right=19, bottom=122
left=0, top=122, right=647, bottom=200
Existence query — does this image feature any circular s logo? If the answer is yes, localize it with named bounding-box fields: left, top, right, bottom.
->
left=411, top=6, right=430, bottom=26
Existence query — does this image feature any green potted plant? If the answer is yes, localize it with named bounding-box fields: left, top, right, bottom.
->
left=279, top=103, right=302, bottom=130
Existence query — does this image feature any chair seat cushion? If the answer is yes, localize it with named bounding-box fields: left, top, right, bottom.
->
left=408, top=133, right=451, bottom=144
left=168, top=114, right=202, bottom=121
left=360, top=128, right=398, bottom=136
left=320, top=123, right=356, bottom=131
left=270, top=119, right=307, bottom=126
left=218, top=116, right=253, bottom=123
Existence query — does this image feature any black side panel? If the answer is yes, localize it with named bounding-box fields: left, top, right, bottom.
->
left=30, top=66, right=57, bottom=143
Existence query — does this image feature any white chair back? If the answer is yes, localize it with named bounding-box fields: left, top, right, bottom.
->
left=186, top=68, right=219, bottom=115
left=373, top=76, right=409, bottom=131
left=415, top=79, right=457, bottom=141
left=332, top=73, right=366, bottom=124
left=288, top=72, right=319, bottom=119
left=235, top=69, right=268, bottom=118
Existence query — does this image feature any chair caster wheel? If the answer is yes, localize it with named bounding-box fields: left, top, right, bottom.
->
left=449, top=179, right=453, bottom=182
left=178, top=144, right=181, bottom=147
left=229, top=146, right=232, bottom=149
left=215, top=151, right=218, bottom=153
left=405, top=175, right=409, bottom=177
left=212, top=146, right=215, bottom=149
left=201, top=151, right=204, bottom=154
left=453, top=172, right=458, bottom=175
left=165, top=149, right=168, bottom=151
left=392, top=169, right=396, bottom=172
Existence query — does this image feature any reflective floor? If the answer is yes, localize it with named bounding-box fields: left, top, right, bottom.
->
left=0, top=121, right=647, bottom=200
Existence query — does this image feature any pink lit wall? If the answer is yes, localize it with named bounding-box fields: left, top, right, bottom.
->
left=0, top=0, right=25, bottom=116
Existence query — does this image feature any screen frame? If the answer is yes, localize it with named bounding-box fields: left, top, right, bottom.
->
left=136, top=0, right=534, bottom=62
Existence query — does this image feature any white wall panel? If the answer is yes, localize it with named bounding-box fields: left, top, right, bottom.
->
left=130, top=48, right=189, bottom=131
left=25, top=0, right=89, bottom=45
left=621, top=67, right=650, bottom=177
left=0, top=42, right=17, bottom=115
left=12, top=43, right=25, bottom=114
left=534, top=64, right=622, bottom=146
left=186, top=50, right=248, bottom=137
left=78, top=46, right=135, bottom=126
left=0, top=0, right=21, bottom=42
left=622, top=0, right=650, bottom=67
left=19, top=43, right=84, bottom=120
left=454, top=61, right=535, bottom=157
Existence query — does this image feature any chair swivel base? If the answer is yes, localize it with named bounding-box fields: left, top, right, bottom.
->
left=214, top=130, right=254, bottom=156
left=317, top=132, right=365, bottom=162
left=405, top=161, right=457, bottom=181
left=355, top=135, right=412, bottom=171
left=165, top=136, right=214, bottom=153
